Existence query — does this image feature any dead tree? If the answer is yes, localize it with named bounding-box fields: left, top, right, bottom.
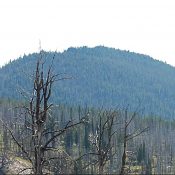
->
left=86, top=110, right=118, bottom=174
left=119, top=109, right=148, bottom=175
left=1, top=52, right=85, bottom=175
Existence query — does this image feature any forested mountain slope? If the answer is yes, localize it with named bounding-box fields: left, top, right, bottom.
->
left=0, top=46, right=175, bottom=118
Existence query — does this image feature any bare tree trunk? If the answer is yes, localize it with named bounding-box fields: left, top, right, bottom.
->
left=99, top=163, right=104, bottom=174
left=35, top=124, right=44, bottom=175
left=120, top=136, right=127, bottom=175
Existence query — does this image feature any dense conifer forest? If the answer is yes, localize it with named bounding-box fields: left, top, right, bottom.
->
left=1, top=46, right=175, bottom=118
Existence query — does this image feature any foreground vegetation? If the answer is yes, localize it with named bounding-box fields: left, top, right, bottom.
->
left=0, top=100, right=175, bottom=174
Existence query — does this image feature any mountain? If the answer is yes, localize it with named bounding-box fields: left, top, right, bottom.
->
left=0, top=46, right=175, bottom=118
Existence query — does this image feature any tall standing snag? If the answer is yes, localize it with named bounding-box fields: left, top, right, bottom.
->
left=86, top=110, right=118, bottom=174
left=119, top=109, right=148, bottom=175
left=2, top=53, right=84, bottom=174
left=28, top=56, right=84, bottom=174
left=31, top=58, right=54, bottom=174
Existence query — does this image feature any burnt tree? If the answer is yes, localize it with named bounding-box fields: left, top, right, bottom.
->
left=120, top=109, right=148, bottom=175
left=2, top=53, right=85, bottom=174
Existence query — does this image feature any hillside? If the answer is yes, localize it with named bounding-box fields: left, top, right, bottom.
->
left=0, top=46, right=175, bottom=118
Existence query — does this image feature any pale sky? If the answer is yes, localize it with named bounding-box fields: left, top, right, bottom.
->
left=0, top=0, right=175, bottom=66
